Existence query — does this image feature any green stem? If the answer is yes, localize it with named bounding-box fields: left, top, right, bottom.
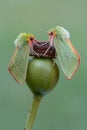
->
left=24, top=94, right=42, bottom=130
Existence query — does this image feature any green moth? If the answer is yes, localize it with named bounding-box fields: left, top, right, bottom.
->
left=48, top=26, right=80, bottom=79
left=8, top=33, right=34, bottom=84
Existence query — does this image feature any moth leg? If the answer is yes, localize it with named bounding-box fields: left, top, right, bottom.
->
left=43, top=33, right=54, bottom=56
left=43, top=45, right=51, bottom=56
left=28, top=36, right=40, bottom=57
left=40, top=41, right=48, bottom=47
left=32, top=49, right=40, bottom=57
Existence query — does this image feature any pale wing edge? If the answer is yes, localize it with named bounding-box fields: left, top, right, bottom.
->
left=8, top=47, right=29, bottom=85
left=54, top=38, right=80, bottom=79
left=66, top=38, right=80, bottom=79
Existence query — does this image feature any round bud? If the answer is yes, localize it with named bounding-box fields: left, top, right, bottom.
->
left=26, top=58, right=60, bottom=96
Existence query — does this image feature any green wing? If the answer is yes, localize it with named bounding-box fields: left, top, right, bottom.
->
left=8, top=33, right=30, bottom=84
left=54, top=36, right=80, bottom=79
left=48, top=26, right=80, bottom=79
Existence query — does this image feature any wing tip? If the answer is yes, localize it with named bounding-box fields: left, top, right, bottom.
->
left=65, top=57, right=80, bottom=80
left=8, top=67, right=24, bottom=85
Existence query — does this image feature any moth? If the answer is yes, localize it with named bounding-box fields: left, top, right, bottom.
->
left=8, top=33, right=35, bottom=84
left=48, top=26, right=80, bottom=79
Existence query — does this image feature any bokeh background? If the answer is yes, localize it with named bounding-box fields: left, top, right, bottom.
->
left=0, top=0, right=86, bottom=130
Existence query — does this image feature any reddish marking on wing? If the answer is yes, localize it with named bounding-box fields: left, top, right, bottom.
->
left=8, top=64, right=23, bottom=85
left=8, top=67, right=23, bottom=84
left=8, top=47, right=23, bottom=85
left=66, top=38, right=80, bottom=80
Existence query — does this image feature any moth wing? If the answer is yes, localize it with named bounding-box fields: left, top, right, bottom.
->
left=54, top=37, right=80, bottom=79
left=8, top=44, right=29, bottom=84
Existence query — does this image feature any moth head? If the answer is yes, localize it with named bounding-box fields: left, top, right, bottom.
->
left=28, top=34, right=34, bottom=43
left=48, top=26, right=70, bottom=39
left=14, top=33, right=34, bottom=48
left=48, top=28, right=57, bottom=38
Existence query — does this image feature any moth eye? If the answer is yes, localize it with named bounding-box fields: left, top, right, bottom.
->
left=49, top=31, right=54, bottom=36
left=28, top=35, right=34, bottom=44
left=30, top=37, right=34, bottom=41
left=29, top=35, right=34, bottom=41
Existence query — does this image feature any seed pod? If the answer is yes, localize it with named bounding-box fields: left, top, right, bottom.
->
left=26, top=58, right=60, bottom=96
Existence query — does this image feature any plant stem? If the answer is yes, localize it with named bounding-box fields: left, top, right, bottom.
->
left=24, top=94, right=42, bottom=130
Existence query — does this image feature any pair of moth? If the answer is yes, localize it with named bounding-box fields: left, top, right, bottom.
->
left=8, top=26, right=80, bottom=84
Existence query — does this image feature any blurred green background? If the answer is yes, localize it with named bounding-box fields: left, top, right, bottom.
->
left=0, top=0, right=86, bottom=130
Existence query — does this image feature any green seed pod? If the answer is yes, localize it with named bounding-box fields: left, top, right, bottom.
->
left=26, top=58, right=60, bottom=96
